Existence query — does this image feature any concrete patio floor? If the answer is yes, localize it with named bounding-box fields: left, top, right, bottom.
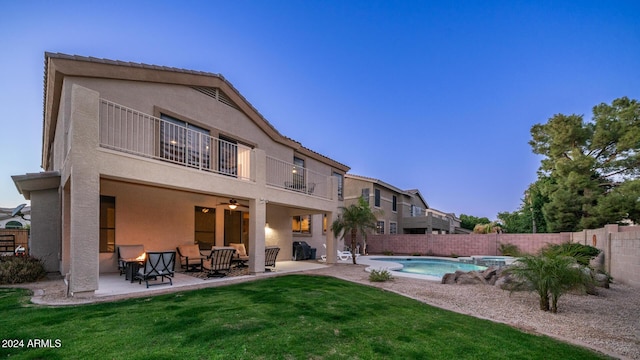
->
left=27, top=260, right=331, bottom=305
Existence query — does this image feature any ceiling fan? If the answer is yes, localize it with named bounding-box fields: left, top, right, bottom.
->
left=218, top=199, right=249, bottom=211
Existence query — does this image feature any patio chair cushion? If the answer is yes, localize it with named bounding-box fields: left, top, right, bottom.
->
left=176, top=244, right=206, bottom=271
left=229, top=243, right=249, bottom=261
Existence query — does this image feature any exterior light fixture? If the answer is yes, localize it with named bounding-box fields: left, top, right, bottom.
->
left=228, top=199, right=238, bottom=210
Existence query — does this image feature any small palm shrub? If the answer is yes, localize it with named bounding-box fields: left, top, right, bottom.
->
left=507, top=252, right=591, bottom=313
left=541, top=242, right=600, bottom=266
left=0, top=256, right=46, bottom=284
left=369, top=269, right=393, bottom=282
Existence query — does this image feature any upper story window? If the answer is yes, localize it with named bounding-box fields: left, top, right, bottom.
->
left=376, top=220, right=385, bottom=235
left=292, top=156, right=306, bottom=189
left=361, top=188, right=370, bottom=204
left=392, top=195, right=397, bottom=212
left=218, top=135, right=238, bottom=177
left=333, top=172, right=344, bottom=200
left=410, top=205, right=422, bottom=217
left=374, top=189, right=381, bottom=207
left=160, top=114, right=211, bottom=169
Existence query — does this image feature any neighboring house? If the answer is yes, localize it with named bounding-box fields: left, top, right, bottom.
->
left=12, top=53, right=349, bottom=297
left=0, top=206, right=30, bottom=229
left=343, top=174, right=468, bottom=237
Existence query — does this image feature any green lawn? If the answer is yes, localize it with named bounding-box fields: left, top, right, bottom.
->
left=0, top=275, right=609, bottom=359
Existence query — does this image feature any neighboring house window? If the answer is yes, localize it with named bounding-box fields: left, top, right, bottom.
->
left=390, top=222, right=397, bottom=234
left=195, top=206, right=215, bottom=250
left=374, top=189, right=381, bottom=207
left=361, top=188, right=370, bottom=204
left=160, top=114, right=211, bottom=169
left=292, top=215, right=311, bottom=234
left=5, top=221, right=23, bottom=229
left=219, top=135, right=238, bottom=177
left=99, top=196, right=116, bottom=253
left=333, top=172, right=343, bottom=200
left=411, top=205, right=422, bottom=217
left=376, top=220, right=385, bottom=235
left=392, top=195, right=397, bottom=212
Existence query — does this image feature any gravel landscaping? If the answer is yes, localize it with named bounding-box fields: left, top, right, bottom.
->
left=307, top=264, right=640, bottom=360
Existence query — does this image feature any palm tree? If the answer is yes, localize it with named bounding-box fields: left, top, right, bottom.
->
left=508, top=252, right=590, bottom=313
left=331, top=196, right=378, bottom=264
left=508, top=255, right=551, bottom=311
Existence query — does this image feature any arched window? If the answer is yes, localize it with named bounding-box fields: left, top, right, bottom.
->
left=5, top=221, right=23, bottom=229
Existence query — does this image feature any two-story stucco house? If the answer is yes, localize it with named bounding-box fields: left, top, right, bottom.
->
left=12, top=53, right=349, bottom=297
left=343, top=174, right=466, bottom=239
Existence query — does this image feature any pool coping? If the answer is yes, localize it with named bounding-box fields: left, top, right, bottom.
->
left=357, top=255, right=475, bottom=282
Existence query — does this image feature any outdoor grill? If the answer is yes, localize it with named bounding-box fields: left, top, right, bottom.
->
left=292, top=241, right=312, bottom=261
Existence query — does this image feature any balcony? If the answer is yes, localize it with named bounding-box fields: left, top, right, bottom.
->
left=99, top=99, right=333, bottom=200
left=99, top=99, right=252, bottom=180
left=266, top=157, right=331, bottom=199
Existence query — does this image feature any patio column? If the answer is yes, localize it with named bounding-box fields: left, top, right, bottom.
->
left=67, top=84, right=101, bottom=297
left=325, top=211, right=337, bottom=264
left=249, top=149, right=267, bottom=274
left=248, top=198, right=266, bottom=274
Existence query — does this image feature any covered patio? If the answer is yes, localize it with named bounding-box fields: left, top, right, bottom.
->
left=31, top=260, right=329, bottom=305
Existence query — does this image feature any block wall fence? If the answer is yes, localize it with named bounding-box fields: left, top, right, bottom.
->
left=365, top=224, right=640, bottom=287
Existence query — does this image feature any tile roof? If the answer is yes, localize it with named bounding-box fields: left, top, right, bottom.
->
left=43, top=52, right=349, bottom=171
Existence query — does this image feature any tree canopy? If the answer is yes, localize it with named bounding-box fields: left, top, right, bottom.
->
left=459, top=214, right=491, bottom=231
left=527, top=97, right=640, bottom=232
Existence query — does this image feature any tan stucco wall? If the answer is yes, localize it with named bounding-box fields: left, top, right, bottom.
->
left=42, top=72, right=347, bottom=295
left=28, top=188, right=61, bottom=272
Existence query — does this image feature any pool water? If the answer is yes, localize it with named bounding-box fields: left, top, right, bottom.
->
left=373, top=257, right=487, bottom=277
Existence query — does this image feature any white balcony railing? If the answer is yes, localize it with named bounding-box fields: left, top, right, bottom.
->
left=266, top=156, right=331, bottom=199
left=99, top=99, right=252, bottom=180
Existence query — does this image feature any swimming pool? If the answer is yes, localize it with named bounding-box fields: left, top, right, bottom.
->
left=365, top=257, right=487, bottom=280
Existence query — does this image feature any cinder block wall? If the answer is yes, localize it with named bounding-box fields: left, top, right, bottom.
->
left=366, top=233, right=569, bottom=256
left=610, top=231, right=640, bottom=287
left=366, top=226, right=640, bottom=287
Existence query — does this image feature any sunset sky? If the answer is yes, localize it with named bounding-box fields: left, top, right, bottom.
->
left=1, top=0, right=639, bottom=218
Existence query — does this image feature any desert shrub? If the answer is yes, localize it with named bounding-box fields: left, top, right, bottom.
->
left=507, top=253, right=591, bottom=313
left=0, top=256, right=46, bottom=284
left=498, top=243, right=521, bottom=256
left=541, top=242, right=600, bottom=266
left=369, top=269, right=393, bottom=282
left=450, top=253, right=459, bottom=258
left=382, top=250, right=394, bottom=256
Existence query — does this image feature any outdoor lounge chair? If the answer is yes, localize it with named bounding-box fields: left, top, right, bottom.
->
left=264, top=246, right=280, bottom=271
left=117, top=245, right=145, bottom=276
left=229, top=242, right=249, bottom=268
left=176, top=244, right=206, bottom=272
left=204, top=247, right=236, bottom=277
left=337, top=249, right=359, bottom=261
left=134, top=251, right=176, bottom=288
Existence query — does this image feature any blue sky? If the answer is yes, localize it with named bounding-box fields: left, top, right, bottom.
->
left=1, top=1, right=639, bottom=219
